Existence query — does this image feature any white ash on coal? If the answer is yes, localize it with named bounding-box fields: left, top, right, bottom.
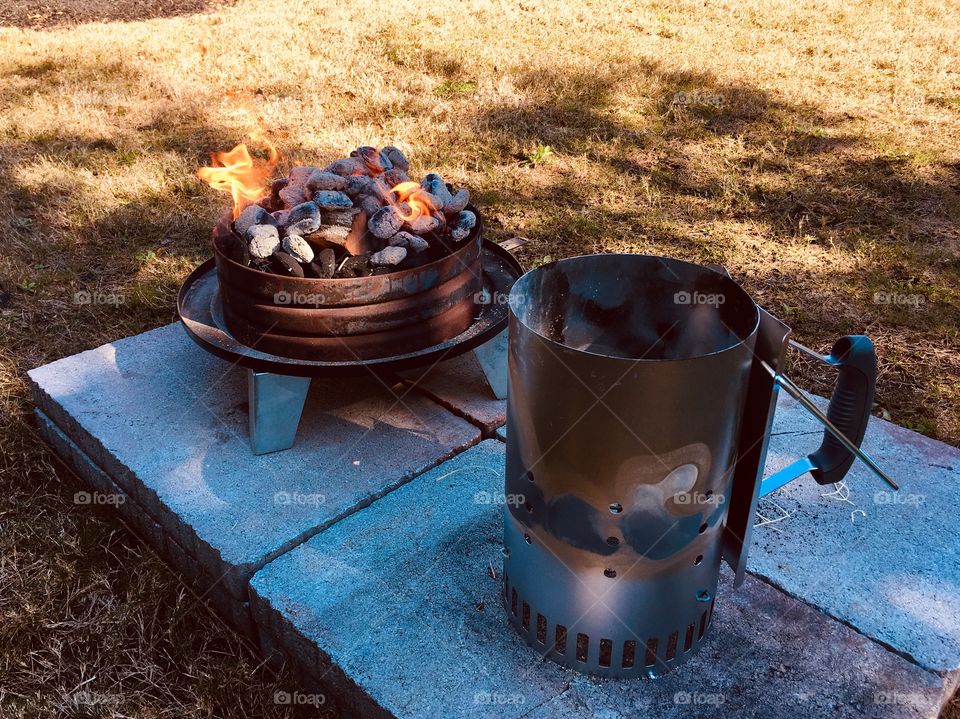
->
left=225, top=146, right=477, bottom=279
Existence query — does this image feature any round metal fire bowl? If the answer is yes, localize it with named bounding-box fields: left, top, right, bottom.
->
left=177, top=240, right=522, bottom=378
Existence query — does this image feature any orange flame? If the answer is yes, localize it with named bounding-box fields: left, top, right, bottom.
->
left=197, top=131, right=279, bottom=219
left=390, top=180, right=437, bottom=222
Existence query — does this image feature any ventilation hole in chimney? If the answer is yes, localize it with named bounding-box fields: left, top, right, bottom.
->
left=511, top=587, right=517, bottom=616
left=609, top=502, right=623, bottom=514
left=709, top=596, right=716, bottom=626
left=606, top=536, right=620, bottom=546
left=697, top=590, right=711, bottom=603
left=503, top=573, right=509, bottom=599
left=684, top=623, right=695, bottom=652
left=666, top=631, right=678, bottom=661
left=644, top=638, right=658, bottom=667
left=599, top=639, right=613, bottom=668
left=698, top=610, right=708, bottom=639
left=622, top=640, right=636, bottom=668
left=523, top=533, right=532, bottom=544
left=698, top=522, right=708, bottom=534
left=575, top=633, right=589, bottom=663
left=524, top=502, right=534, bottom=514
left=521, top=601, right=530, bottom=630
left=501, top=547, right=510, bottom=559
left=555, top=625, right=567, bottom=654
left=603, top=568, right=617, bottom=578
left=694, top=554, right=703, bottom=566
left=525, top=471, right=535, bottom=483
left=536, top=613, right=547, bottom=645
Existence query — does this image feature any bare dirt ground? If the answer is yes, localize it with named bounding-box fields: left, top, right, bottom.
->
left=0, top=0, right=958, bottom=715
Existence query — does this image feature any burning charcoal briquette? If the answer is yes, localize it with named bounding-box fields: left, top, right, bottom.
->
left=284, top=202, right=322, bottom=235
left=306, top=170, right=347, bottom=192
left=271, top=251, right=305, bottom=278
left=407, top=213, right=442, bottom=234
left=383, top=168, right=409, bottom=186
left=247, top=224, right=281, bottom=258
left=318, top=248, right=337, bottom=278
left=234, top=204, right=276, bottom=238
left=324, top=157, right=368, bottom=177
left=378, top=150, right=393, bottom=171
left=387, top=231, right=428, bottom=253
left=446, top=188, right=470, bottom=214
left=450, top=209, right=477, bottom=240
left=365, top=178, right=394, bottom=204
left=325, top=207, right=360, bottom=228
left=288, top=166, right=319, bottom=185
left=313, top=190, right=353, bottom=211
left=309, top=225, right=351, bottom=245
left=381, top=146, right=409, bottom=172
left=270, top=178, right=288, bottom=209
left=359, top=194, right=384, bottom=217
left=343, top=175, right=373, bottom=198
left=351, top=146, right=385, bottom=174
left=421, top=173, right=454, bottom=210
left=369, top=246, right=407, bottom=267
left=368, top=205, right=404, bottom=239
left=282, top=234, right=315, bottom=264
left=279, top=183, right=309, bottom=208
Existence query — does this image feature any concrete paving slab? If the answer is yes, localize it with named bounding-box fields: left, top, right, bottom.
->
left=250, top=441, right=951, bottom=719
left=36, top=410, right=255, bottom=636
left=28, top=322, right=481, bottom=599
left=751, top=393, right=960, bottom=675
left=400, top=352, right=506, bottom=433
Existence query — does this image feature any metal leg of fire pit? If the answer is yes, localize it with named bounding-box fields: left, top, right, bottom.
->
left=247, top=371, right=311, bottom=455
left=472, top=330, right=509, bottom=400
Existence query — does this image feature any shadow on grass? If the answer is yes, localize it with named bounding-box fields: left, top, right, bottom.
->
left=0, top=0, right=234, bottom=29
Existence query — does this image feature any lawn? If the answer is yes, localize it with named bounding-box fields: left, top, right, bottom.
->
left=1, top=0, right=958, bottom=715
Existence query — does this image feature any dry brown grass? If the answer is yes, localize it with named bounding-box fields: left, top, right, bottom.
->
left=1, top=0, right=958, bottom=715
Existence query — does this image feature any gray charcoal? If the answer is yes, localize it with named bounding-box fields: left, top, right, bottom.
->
left=324, top=157, right=367, bottom=176
left=271, top=209, right=291, bottom=227
left=378, top=149, right=393, bottom=171
left=288, top=166, right=319, bottom=185
left=381, top=146, right=409, bottom=172
left=369, top=246, right=408, bottom=266
left=279, top=183, right=309, bottom=208
left=282, top=234, right=315, bottom=264
left=308, top=225, right=351, bottom=245
left=247, top=224, right=281, bottom=259
left=307, top=171, right=347, bottom=192
left=326, top=207, right=361, bottom=228
left=285, top=202, right=322, bottom=235
left=421, top=173, right=453, bottom=210
left=406, top=213, right=442, bottom=234
left=365, top=178, right=394, bottom=204
left=451, top=209, right=477, bottom=241
left=234, top=204, right=276, bottom=238
left=446, top=188, right=470, bottom=214
left=270, top=251, right=305, bottom=278
left=351, top=146, right=384, bottom=174
left=343, top=175, right=374, bottom=198
left=408, top=235, right=430, bottom=253
left=359, top=194, right=384, bottom=217
left=383, top=168, right=410, bottom=186
left=313, top=190, right=353, bottom=210
left=368, top=205, right=404, bottom=239
left=318, top=248, right=337, bottom=278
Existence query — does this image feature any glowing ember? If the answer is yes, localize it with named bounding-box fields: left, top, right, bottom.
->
left=197, top=131, right=278, bottom=219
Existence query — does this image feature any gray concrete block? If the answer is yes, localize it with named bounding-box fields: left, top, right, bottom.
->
left=401, top=352, right=506, bottom=433
left=250, top=440, right=950, bottom=719
left=751, top=392, right=960, bottom=675
left=28, top=322, right=481, bottom=599
left=35, top=409, right=255, bottom=637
